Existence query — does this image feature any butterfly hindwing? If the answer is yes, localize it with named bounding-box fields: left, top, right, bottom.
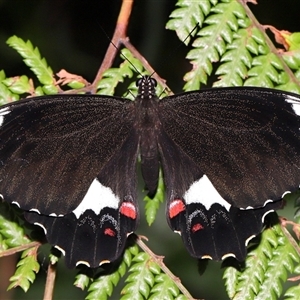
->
left=0, top=94, right=140, bottom=267
left=2, top=76, right=300, bottom=267
left=157, top=86, right=300, bottom=260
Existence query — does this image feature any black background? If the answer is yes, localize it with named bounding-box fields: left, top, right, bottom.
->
left=0, top=1, right=300, bottom=92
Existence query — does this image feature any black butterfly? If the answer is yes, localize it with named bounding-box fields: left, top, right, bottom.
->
left=0, top=76, right=299, bottom=268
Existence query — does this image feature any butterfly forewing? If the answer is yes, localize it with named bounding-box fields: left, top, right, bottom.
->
left=159, top=88, right=300, bottom=207
left=0, top=94, right=140, bottom=268
left=157, top=87, right=300, bottom=261
left=0, top=95, right=134, bottom=213
left=1, top=76, right=300, bottom=267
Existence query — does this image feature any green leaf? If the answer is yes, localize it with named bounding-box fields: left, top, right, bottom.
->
left=282, top=49, right=300, bottom=70
left=6, top=36, right=56, bottom=88
left=224, top=224, right=300, bottom=300
left=0, top=232, right=8, bottom=251
left=124, top=243, right=140, bottom=268
left=97, top=48, right=144, bottom=96
left=67, top=81, right=86, bottom=89
left=284, top=285, right=300, bottom=300
left=85, top=245, right=135, bottom=300
left=214, top=28, right=254, bottom=87
left=0, top=203, right=30, bottom=247
left=277, top=81, right=300, bottom=94
left=74, top=273, right=90, bottom=291
left=184, top=0, right=247, bottom=90
left=2, top=75, right=32, bottom=94
left=166, top=0, right=212, bottom=44
left=245, top=53, right=284, bottom=87
left=284, top=32, right=300, bottom=51
left=223, top=265, right=240, bottom=299
left=86, top=269, right=122, bottom=300
left=8, top=247, right=40, bottom=292
left=0, top=70, right=20, bottom=104
left=121, top=252, right=160, bottom=300
left=149, top=273, right=184, bottom=299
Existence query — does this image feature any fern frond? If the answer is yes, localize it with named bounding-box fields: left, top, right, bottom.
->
left=0, top=70, right=20, bottom=104
left=282, top=49, right=300, bottom=71
left=245, top=53, right=284, bottom=87
left=149, top=273, right=185, bottom=300
left=86, top=244, right=138, bottom=300
left=121, top=252, right=160, bottom=299
left=74, top=273, right=90, bottom=291
left=214, top=28, right=254, bottom=87
left=224, top=223, right=300, bottom=300
left=97, top=49, right=144, bottom=96
left=0, top=203, right=29, bottom=247
left=6, top=36, right=57, bottom=94
left=86, top=263, right=125, bottom=299
left=183, top=0, right=246, bottom=90
left=7, top=246, right=40, bottom=292
left=2, top=75, right=33, bottom=95
left=284, top=264, right=300, bottom=299
left=284, top=286, right=300, bottom=300
left=280, top=48, right=300, bottom=92
left=166, top=0, right=214, bottom=44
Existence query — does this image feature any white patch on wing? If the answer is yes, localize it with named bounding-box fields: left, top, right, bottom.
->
left=0, top=107, right=10, bottom=126
left=282, top=190, right=291, bottom=198
left=184, top=175, right=231, bottom=211
left=34, top=222, right=47, bottom=234
left=245, top=234, right=256, bottom=246
left=49, top=213, right=64, bottom=217
left=244, top=206, right=253, bottom=210
left=11, top=201, right=20, bottom=208
left=99, top=260, right=110, bottom=266
left=244, top=198, right=275, bottom=210
left=221, top=253, right=236, bottom=260
left=285, top=95, right=300, bottom=116
left=73, top=178, right=120, bottom=219
left=76, top=260, right=90, bottom=267
left=54, top=245, right=66, bottom=256
left=262, top=209, right=275, bottom=223
left=201, top=254, right=212, bottom=260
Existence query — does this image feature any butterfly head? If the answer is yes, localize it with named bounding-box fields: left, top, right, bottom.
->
left=136, top=76, right=157, bottom=100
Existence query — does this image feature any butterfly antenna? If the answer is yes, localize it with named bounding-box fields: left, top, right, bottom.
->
left=183, top=23, right=199, bottom=45
left=98, top=24, right=144, bottom=77
left=156, top=24, right=200, bottom=98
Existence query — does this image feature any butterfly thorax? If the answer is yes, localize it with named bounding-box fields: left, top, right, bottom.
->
left=134, top=76, right=161, bottom=196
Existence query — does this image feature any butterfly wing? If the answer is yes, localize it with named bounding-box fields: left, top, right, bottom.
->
left=158, top=87, right=300, bottom=260
left=0, top=94, right=139, bottom=267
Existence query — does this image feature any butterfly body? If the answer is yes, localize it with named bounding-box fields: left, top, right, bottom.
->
left=0, top=76, right=300, bottom=267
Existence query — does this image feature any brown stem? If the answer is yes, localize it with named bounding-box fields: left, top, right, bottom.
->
left=136, top=235, right=200, bottom=300
left=280, top=222, right=300, bottom=258
left=122, top=39, right=172, bottom=94
left=91, top=0, right=134, bottom=91
left=238, top=0, right=300, bottom=87
left=0, top=241, right=41, bottom=258
left=43, top=262, right=57, bottom=300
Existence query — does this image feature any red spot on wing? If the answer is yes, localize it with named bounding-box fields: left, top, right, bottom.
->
left=120, top=202, right=136, bottom=219
left=169, top=199, right=186, bottom=218
left=192, top=223, right=204, bottom=233
left=104, top=228, right=116, bottom=237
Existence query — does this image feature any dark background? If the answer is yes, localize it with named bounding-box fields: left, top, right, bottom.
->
left=0, top=1, right=299, bottom=299
left=1, top=1, right=300, bottom=92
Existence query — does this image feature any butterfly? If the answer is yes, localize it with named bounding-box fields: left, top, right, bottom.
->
left=0, top=75, right=299, bottom=268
